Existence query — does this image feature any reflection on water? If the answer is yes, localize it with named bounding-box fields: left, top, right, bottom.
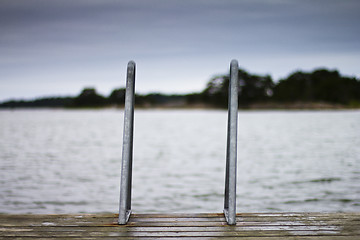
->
left=0, top=109, right=359, bottom=214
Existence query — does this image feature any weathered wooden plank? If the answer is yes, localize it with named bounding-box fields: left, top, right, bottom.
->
left=0, top=225, right=347, bottom=231
left=2, top=213, right=357, bottom=219
left=0, top=229, right=353, bottom=237
left=1, top=216, right=358, bottom=227
left=0, top=213, right=359, bottom=239
left=1, top=212, right=359, bottom=220
left=0, top=220, right=357, bottom=228
left=0, top=238, right=358, bottom=240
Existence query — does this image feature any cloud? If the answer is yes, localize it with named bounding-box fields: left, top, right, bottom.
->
left=0, top=0, right=360, bottom=100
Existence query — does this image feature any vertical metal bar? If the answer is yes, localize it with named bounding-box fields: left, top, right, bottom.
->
left=118, top=61, right=136, bottom=225
left=224, top=59, right=238, bottom=225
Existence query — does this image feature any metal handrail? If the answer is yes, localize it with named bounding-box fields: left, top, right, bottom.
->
left=118, top=61, right=135, bottom=224
left=224, top=59, right=239, bottom=225
left=118, top=60, right=238, bottom=225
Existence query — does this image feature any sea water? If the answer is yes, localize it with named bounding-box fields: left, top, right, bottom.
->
left=0, top=109, right=359, bottom=213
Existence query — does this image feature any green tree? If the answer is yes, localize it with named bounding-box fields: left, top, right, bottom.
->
left=273, top=69, right=360, bottom=104
left=108, top=88, right=126, bottom=105
left=72, top=88, right=107, bottom=107
left=202, top=69, right=275, bottom=107
left=273, top=72, right=312, bottom=102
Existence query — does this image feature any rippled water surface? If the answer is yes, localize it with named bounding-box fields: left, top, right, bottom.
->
left=0, top=109, right=359, bottom=214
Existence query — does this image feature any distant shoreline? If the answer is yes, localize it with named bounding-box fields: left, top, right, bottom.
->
left=2, top=67, right=360, bottom=110
left=1, top=101, right=359, bottom=111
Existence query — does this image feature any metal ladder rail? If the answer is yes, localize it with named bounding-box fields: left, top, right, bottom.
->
left=118, top=61, right=135, bottom=224
left=118, top=60, right=239, bottom=225
left=224, top=59, right=239, bottom=225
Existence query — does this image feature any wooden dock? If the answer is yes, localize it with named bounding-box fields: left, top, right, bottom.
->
left=0, top=213, right=359, bottom=239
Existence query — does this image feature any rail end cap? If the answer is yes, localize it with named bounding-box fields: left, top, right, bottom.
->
left=128, top=60, right=136, bottom=68
left=230, top=59, right=238, bottom=67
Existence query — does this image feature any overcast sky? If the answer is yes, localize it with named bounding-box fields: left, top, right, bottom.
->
left=1, top=0, right=359, bottom=101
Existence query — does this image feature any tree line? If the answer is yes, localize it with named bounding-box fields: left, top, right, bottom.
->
left=1, top=67, right=359, bottom=109
left=194, top=68, right=360, bottom=108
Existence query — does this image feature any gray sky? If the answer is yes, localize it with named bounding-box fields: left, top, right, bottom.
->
left=1, top=0, right=359, bottom=101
